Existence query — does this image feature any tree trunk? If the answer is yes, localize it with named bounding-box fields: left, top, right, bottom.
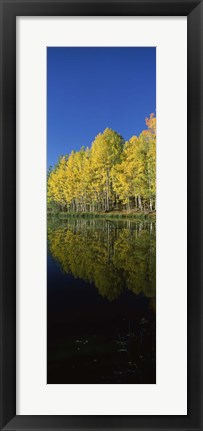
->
left=106, top=168, right=110, bottom=211
left=138, top=195, right=142, bottom=211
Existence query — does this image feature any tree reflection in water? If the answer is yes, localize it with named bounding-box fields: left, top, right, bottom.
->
left=47, top=218, right=156, bottom=384
left=48, top=218, right=156, bottom=301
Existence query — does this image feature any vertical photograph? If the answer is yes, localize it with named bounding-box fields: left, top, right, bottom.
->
left=47, top=47, right=156, bottom=384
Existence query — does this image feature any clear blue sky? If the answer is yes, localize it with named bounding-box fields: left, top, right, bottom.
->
left=47, top=47, right=156, bottom=168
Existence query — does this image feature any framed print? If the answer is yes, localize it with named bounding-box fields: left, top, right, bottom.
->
left=0, top=0, right=202, bottom=430
left=17, top=16, right=187, bottom=416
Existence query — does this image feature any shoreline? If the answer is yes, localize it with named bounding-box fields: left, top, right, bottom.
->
left=47, top=210, right=156, bottom=221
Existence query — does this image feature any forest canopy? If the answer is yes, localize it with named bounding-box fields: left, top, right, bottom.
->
left=47, top=113, right=156, bottom=213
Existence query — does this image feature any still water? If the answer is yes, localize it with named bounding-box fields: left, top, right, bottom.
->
left=47, top=217, right=156, bottom=384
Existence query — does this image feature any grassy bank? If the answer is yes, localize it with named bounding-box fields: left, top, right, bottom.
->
left=47, top=210, right=156, bottom=221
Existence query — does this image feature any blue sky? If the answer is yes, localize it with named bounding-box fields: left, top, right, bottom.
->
left=47, top=47, right=156, bottom=168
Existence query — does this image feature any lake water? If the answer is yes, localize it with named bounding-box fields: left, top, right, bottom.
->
left=47, top=217, right=156, bottom=384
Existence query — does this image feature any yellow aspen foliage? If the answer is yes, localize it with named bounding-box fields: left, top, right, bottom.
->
left=47, top=114, right=156, bottom=213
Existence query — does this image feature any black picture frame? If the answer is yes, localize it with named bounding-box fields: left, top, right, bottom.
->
left=0, top=0, right=202, bottom=430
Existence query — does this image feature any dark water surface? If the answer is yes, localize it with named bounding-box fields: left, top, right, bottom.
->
left=47, top=217, right=156, bottom=384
